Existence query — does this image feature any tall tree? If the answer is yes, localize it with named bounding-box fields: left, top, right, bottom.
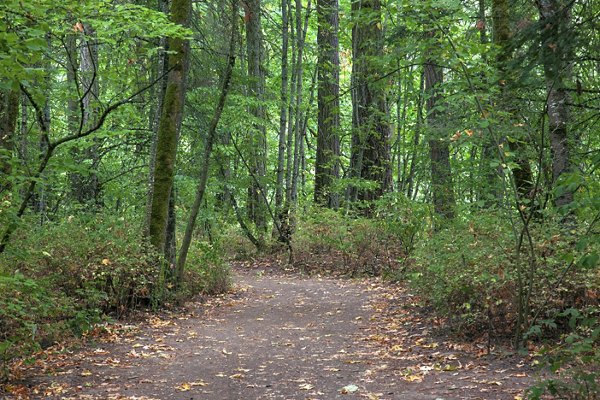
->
left=348, top=0, right=392, bottom=205
left=0, top=88, right=19, bottom=194
left=314, top=0, right=340, bottom=208
left=176, top=0, right=237, bottom=283
left=492, top=0, right=534, bottom=203
left=244, top=0, right=268, bottom=246
left=424, top=33, right=455, bottom=220
left=537, top=0, right=574, bottom=214
left=148, top=0, right=191, bottom=253
left=275, top=0, right=290, bottom=226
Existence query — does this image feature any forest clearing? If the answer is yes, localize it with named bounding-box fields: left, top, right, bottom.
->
left=0, top=0, right=598, bottom=398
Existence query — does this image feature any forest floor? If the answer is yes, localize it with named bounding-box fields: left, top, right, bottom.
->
left=2, top=261, right=543, bottom=399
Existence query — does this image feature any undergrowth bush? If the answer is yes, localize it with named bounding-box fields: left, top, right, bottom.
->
left=4, top=215, right=162, bottom=314
left=0, top=215, right=162, bottom=380
left=409, top=211, right=599, bottom=342
left=183, top=240, right=231, bottom=296
left=0, top=213, right=232, bottom=381
left=293, top=195, right=426, bottom=277
left=527, top=306, right=599, bottom=400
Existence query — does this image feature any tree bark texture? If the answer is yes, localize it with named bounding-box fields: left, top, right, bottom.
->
left=537, top=0, right=574, bottom=211
left=349, top=0, right=392, bottom=205
left=0, top=89, right=19, bottom=194
left=148, top=0, right=191, bottom=253
left=145, top=0, right=170, bottom=236
left=314, top=0, right=340, bottom=208
left=424, top=50, right=455, bottom=220
left=244, top=0, right=268, bottom=243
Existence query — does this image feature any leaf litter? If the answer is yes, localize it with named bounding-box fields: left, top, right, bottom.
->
left=2, top=260, right=541, bottom=399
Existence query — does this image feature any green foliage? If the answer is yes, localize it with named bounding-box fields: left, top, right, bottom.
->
left=409, top=211, right=600, bottom=339
left=410, top=211, right=516, bottom=335
left=0, top=272, right=71, bottom=381
left=4, top=215, right=163, bottom=314
left=0, top=214, right=165, bottom=379
left=292, top=204, right=420, bottom=277
left=527, top=307, right=600, bottom=400
left=184, top=241, right=231, bottom=296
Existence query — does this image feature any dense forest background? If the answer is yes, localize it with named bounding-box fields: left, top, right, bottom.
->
left=1, top=0, right=599, bottom=397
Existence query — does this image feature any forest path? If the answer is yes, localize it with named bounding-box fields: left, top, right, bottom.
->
left=7, top=263, right=536, bottom=399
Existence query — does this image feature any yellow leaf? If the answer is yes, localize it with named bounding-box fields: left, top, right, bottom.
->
left=299, top=383, right=314, bottom=390
left=404, top=374, right=423, bottom=382
left=177, top=383, right=191, bottom=391
left=80, top=370, right=92, bottom=377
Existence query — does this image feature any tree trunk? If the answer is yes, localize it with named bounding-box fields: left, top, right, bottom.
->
left=314, top=0, right=340, bottom=208
left=145, top=0, right=170, bottom=236
left=348, top=0, right=392, bottom=207
left=493, top=0, right=534, bottom=203
left=71, top=23, right=102, bottom=207
left=176, top=3, right=237, bottom=283
left=424, top=43, right=455, bottom=221
left=274, top=0, right=289, bottom=233
left=406, top=72, right=424, bottom=199
left=290, top=0, right=311, bottom=207
left=244, top=0, right=268, bottom=245
left=0, top=89, right=19, bottom=194
left=537, top=0, right=574, bottom=214
left=148, top=0, right=191, bottom=253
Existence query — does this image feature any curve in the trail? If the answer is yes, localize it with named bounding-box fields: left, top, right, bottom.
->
left=12, top=268, right=534, bottom=400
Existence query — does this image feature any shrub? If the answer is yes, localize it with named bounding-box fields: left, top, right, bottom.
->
left=184, top=240, right=231, bottom=296
left=0, top=272, right=78, bottom=382
left=409, top=211, right=517, bottom=337
left=0, top=214, right=164, bottom=379
left=527, top=307, right=600, bottom=400
left=292, top=200, right=423, bottom=277
left=408, top=211, right=599, bottom=340
left=3, top=215, right=163, bottom=315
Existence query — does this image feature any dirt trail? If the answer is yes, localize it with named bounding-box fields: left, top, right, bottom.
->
left=4, top=265, right=538, bottom=399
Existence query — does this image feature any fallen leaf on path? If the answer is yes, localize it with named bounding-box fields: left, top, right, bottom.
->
left=340, top=384, right=359, bottom=394
left=299, top=383, right=314, bottom=390
left=404, top=374, right=423, bottom=382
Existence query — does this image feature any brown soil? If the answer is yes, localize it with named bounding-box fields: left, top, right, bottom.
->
left=1, top=262, right=542, bottom=399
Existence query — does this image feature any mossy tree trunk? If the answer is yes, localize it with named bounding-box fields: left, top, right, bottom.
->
left=148, top=0, right=191, bottom=254
left=0, top=88, right=19, bottom=194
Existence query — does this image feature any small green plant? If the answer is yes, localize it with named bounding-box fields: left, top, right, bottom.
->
left=185, top=240, right=231, bottom=296
left=0, top=272, right=74, bottom=382
left=291, top=205, right=412, bottom=277
left=0, top=213, right=167, bottom=375
left=527, top=307, right=599, bottom=400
